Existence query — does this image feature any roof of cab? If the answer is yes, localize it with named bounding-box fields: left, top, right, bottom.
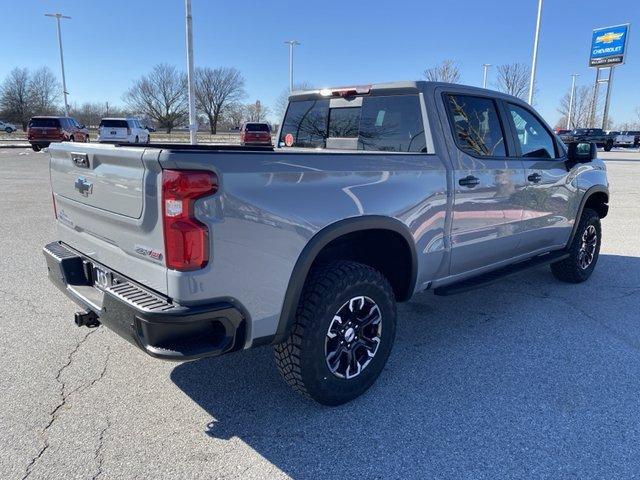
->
left=288, top=80, right=525, bottom=104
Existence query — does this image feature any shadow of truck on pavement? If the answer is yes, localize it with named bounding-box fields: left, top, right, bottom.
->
left=171, top=254, right=640, bottom=478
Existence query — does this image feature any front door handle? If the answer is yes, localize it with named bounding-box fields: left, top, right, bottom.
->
left=527, top=172, right=542, bottom=183
left=459, top=175, right=480, bottom=188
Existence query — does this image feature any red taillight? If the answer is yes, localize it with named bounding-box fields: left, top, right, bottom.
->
left=162, top=169, right=218, bottom=271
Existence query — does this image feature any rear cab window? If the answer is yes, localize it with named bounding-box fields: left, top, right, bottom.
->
left=279, top=94, right=426, bottom=153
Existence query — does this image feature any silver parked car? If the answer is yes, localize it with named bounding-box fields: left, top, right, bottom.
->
left=44, top=81, right=608, bottom=405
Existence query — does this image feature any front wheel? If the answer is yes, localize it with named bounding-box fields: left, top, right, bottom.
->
left=604, top=141, right=613, bottom=152
left=551, top=208, right=601, bottom=283
left=4, top=127, right=11, bottom=133
left=274, top=261, right=397, bottom=406
left=32, top=145, right=41, bottom=152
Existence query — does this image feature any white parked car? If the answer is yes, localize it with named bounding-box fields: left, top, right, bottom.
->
left=98, top=118, right=150, bottom=144
left=0, top=120, right=17, bottom=133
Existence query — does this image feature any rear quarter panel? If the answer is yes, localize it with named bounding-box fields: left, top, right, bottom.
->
left=158, top=149, right=450, bottom=343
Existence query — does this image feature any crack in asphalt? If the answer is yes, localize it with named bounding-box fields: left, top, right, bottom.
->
left=21, top=328, right=102, bottom=480
left=92, top=418, right=111, bottom=480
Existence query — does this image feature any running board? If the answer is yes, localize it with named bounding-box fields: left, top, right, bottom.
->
left=433, top=251, right=569, bottom=296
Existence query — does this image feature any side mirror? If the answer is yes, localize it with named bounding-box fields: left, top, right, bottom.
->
left=567, top=142, right=596, bottom=163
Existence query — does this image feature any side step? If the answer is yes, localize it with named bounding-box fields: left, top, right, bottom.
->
left=433, top=251, right=569, bottom=296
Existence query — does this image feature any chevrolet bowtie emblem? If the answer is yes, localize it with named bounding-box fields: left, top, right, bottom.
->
left=74, top=177, right=93, bottom=196
left=596, top=32, right=624, bottom=44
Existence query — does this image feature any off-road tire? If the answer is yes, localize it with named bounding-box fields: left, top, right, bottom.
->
left=551, top=208, right=601, bottom=283
left=274, top=261, right=397, bottom=406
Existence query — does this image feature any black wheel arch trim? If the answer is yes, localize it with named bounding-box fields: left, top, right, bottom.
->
left=272, top=215, right=418, bottom=345
left=567, top=185, right=609, bottom=248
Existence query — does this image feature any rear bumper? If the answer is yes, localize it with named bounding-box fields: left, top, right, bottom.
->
left=43, top=241, right=246, bottom=361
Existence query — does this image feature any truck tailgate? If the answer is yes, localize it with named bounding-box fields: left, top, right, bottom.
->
left=49, top=143, right=168, bottom=295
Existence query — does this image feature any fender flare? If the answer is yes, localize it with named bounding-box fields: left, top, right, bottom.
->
left=271, top=215, right=418, bottom=345
left=566, top=185, right=609, bottom=248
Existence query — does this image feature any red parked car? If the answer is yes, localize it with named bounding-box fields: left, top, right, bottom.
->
left=240, top=122, right=272, bottom=146
left=27, top=116, right=90, bottom=151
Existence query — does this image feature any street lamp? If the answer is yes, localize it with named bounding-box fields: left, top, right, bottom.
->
left=566, top=73, right=579, bottom=130
left=482, top=64, right=491, bottom=89
left=184, top=0, right=197, bottom=144
left=44, top=13, right=71, bottom=116
left=284, top=40, right=300, bottom=93
left=527, top=0, right=543, bottom=105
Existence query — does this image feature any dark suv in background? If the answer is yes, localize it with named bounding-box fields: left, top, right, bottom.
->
left=558, top=128, right=614, bottom=151
left=27, top=116, right=89, bottom=151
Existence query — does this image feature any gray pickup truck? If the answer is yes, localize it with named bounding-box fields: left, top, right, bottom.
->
left=44, top=81, right=609, bottom=405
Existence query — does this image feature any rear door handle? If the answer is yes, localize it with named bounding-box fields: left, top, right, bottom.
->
left=527, top=172, right=542, bottom=183
left=459, top=175, right=480, bottom=188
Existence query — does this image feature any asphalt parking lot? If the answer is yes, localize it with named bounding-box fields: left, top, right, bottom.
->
left=1, top=148, right=639, bottom=479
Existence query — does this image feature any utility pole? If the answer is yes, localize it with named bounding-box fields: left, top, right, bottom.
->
left=184, top=0, right=197, bottom=144
left=482, top=64, right=491, bottom=88
left=44, top=13, right=71, bottom=116
left=527, top=0, right=543, bottom=105
left=284, top=40, right=300, bottom=92
left=566, top=73, right=579, bottom=130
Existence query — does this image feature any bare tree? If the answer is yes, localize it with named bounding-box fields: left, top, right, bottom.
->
left=123, top=64, right=187, bottom=133
left=494, top=63, right=530, bottom=100
left=423, top=59, right=461, bottom=83
left=28, top=67, right=60, bottom=116
left=245, top=100, right=270, bottom=123
left=274, top=81, right=313, bottom=121
left=556, top=85, right=595, bottom=129
left=222, top=103, right=246, bottom=130
left=195, top=67, right=246, bottom=134
left=0, top=68, right=32, bottom=130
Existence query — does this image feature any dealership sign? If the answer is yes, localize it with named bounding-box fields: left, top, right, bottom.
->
left=589, top=24, right=630, bottom=67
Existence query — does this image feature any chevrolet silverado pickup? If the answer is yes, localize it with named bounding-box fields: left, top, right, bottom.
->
left=43, top=82, right=609, bottom=405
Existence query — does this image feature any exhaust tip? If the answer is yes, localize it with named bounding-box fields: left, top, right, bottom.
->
left=74, top=310, right=100, bottom=328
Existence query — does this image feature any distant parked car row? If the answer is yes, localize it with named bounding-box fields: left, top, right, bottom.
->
left=25, top=115, right=154, bottom=151
left=557, top=128, right=615, bottom=151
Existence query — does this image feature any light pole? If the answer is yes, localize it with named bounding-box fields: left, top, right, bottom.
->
left=482, top=64, right=491, bottom=88
left=284, top=40, right=300, bottom=93
left=566, top=73, right=579, bottom=130
left=527, top=0, right=543, bottom=105
left=44, top=13, right=71, bottom=116
left=184, top=0, right=197, bottom=145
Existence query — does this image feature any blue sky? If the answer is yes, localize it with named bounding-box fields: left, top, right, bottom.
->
left=2, top=0, right=639, bottom=125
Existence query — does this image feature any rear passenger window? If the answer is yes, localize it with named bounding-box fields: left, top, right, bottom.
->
left=445, top=94, right=506, bottom=157
left=358, top=95, right=425, bottom=152
left=507, top=103, right=557, bottom=159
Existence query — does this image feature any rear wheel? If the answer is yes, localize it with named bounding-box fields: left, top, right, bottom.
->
left=146, top=134, right=151, bottom=144
left=135, top=135, right=139, bottom=143
left=604, top=140, right=613, bottom=152
left=69, top=135, right=74, bottom=142
left=274, top=261, right=397, bottom=406
left=551, top=208, right=601, bottom=283
left=4, top=127, right=11, bottom=133
left=32, top=145, right=41, bottom=152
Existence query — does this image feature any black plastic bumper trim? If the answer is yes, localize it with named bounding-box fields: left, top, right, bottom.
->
left=43, top=241, right=246, bottom=361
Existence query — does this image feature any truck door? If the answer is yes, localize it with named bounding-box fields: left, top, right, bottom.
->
left=439, top=92, right=527, bottom=275
left=503, top=101, right=574, bottom=252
